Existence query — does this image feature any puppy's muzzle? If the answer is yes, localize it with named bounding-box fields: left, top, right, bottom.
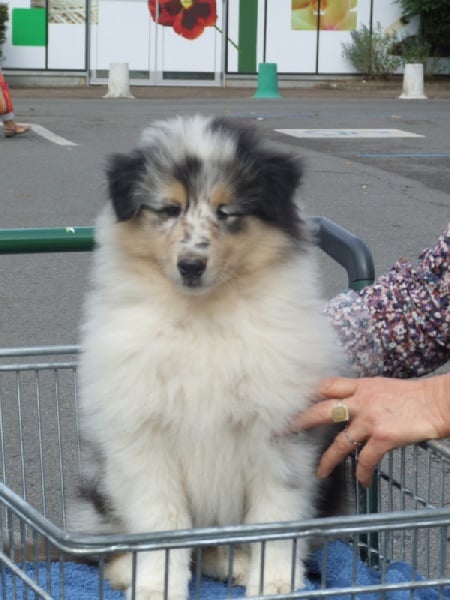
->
left=177, top=257, right=207, bottom=288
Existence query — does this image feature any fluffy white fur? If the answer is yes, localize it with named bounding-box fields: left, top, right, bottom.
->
left=74, top=116, right=346, bottom=599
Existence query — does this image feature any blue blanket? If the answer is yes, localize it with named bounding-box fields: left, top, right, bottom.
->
left=5, top=540, right=450, bottom=599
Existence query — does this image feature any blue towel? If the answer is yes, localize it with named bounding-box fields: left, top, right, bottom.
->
left=4, top=540, right=450, bottom=599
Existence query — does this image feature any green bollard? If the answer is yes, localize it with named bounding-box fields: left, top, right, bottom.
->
left=253, top=62, right=281, bottom=99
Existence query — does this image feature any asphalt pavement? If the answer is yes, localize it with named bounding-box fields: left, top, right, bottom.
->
left=0, top=81, right=449, bottom=571
left=1, top=81, right=449, bottom=349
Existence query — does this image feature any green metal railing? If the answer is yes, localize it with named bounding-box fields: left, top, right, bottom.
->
left=0, top=227, right=95, bottom=254
left=0, top=219, right=375, bottom=291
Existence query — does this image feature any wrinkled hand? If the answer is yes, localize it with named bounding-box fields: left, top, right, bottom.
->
left=290, top=374, right=450, bottom=487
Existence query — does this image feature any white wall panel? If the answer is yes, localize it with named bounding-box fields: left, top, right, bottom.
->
left=93, top=0, right=151, bottom=71
left=48, top=24, right=85, bottom=69
left=266, top=0, right=318, bottom=73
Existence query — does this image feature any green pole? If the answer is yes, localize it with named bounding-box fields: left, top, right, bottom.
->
left=0, top=227, right=95, bottom=254
left=238, top=0, right=258, bottom=73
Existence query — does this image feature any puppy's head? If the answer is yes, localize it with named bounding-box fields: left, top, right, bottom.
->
left=106, top=116, right=305, bottom=295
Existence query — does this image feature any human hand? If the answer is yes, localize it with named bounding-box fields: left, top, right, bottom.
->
left=290, top=374, right=450, bottom=487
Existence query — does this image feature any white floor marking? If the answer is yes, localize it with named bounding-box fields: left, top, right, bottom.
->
left=275, top=128, right=424, bottom=139
left=28, top=124, right=78, bottom=147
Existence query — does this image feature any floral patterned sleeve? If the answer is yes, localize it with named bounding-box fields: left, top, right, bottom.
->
left=325, top=224, right=450, bottom=378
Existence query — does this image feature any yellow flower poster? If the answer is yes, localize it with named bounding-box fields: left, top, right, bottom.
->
left=292, top=0, right=357, bottom=31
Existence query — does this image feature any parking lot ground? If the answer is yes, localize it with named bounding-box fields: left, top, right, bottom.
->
left=1, top=80, right=449, bottom=347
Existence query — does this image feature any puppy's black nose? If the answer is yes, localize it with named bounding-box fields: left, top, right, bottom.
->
left=177, top=258, right=207, bottom=281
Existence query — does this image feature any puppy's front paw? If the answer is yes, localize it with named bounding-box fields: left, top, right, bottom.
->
left=245, top=552, right=304, bottom=598
left=232, top=548, right=251, bottom=587
left=200, top=546, right=250, bottom=586
left=107, top=551, right=189, bottom=600
left=105, top=553, right=132, bottom=590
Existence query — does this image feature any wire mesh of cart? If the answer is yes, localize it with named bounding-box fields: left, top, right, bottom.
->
left=0, top=221, right=449, bottom=600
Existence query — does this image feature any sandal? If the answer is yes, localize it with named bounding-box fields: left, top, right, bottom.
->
left=3, top=124, right=31, bottom=138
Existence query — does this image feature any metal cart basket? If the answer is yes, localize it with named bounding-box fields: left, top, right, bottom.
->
left=0, top=221, right=449, bottom=600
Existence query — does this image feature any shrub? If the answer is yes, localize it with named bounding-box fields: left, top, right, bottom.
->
left=395, top=0, right=450, bottom=55
left=342, top=23, right=402, bottom=79
left=396, top=35, right=431, bottom=64
left=0, top=4, right=9, bottom=63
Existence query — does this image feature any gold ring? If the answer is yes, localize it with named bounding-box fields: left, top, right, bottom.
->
left=331, top=400, right=349, bottom=423
left=343, top=426, right=361, bottom=448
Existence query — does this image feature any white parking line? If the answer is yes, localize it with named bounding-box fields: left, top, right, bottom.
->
left=28, top=124, right=78, bottom=147
left=275, top=128, right=424, bottom=139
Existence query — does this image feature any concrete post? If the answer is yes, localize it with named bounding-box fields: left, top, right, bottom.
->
left=399, top=63, right=427, bottom=100
left=103, top=63, right=135, bottom=99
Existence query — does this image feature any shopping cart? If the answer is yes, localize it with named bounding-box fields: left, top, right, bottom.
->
left=0, top=220, right=448, bottom=600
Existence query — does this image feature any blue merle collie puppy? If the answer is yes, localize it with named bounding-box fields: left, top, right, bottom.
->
left=73, top=115, right=348, bottom=599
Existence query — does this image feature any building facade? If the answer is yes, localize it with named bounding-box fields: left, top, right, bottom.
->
left=2, top=0, right=417, bottom=85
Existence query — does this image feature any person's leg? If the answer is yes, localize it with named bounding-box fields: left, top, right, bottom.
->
left=2, top=113, right=30, bottom=137
left=1, top=110, right=15, bottom=121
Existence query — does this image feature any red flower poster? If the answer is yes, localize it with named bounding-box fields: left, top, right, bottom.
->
left=148, top=0, right=217, bottom=40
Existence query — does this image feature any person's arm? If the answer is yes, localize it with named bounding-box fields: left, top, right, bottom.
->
left=325, top=225, right=450, bottom=378
left=290, top=373, right=450, bottom=487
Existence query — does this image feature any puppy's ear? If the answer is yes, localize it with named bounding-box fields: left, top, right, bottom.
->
left=255, top=150, right=303, bottom=240
left=106, top=150, right=147, bottom=221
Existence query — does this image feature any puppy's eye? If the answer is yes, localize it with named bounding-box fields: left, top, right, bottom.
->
left=161, top=205, right=181, bottom=218
left=216, top=205, right=232, bottom=220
